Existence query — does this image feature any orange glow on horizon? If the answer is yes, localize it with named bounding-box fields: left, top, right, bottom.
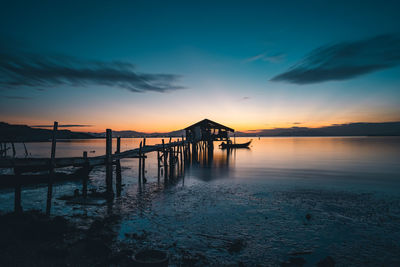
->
left=6, top=115, right=399, bottom=134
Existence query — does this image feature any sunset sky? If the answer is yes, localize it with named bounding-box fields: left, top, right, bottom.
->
left=1, top=0, right=400, bottom=132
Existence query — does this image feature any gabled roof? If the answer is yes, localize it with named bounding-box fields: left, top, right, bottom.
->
left=184, top=119, right=234, bottom=132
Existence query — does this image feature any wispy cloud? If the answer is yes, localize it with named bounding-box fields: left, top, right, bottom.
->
left=1, top=95, right=32, bottom=100
left=31, top=124, right=93, bottom=128
left=270, top=34, right=400, bottom=84
left=245, top=52, right=285, bottom=63
left=0, top=49, right=185, bottom=93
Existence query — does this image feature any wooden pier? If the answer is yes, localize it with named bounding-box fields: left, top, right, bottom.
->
left=0, top=119, right=234, bottom=214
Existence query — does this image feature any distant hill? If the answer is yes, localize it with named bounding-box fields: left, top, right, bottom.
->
left=90, top=129, right=185, bottom=138
left=235, top=122, right=400, bottom=137
left=2, top=121, right=399, bottom=142
left=0, top=122, right=96, bottom=142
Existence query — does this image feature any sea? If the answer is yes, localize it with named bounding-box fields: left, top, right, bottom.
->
left=1, top=137, right=399, bottom=266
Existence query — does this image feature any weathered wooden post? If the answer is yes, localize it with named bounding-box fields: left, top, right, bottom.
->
left=182, top=135, right=187, bottom=163
left=175, top=140, right=180, bottom=173
left=188, top=141, right=191, bottom=163
left=105, top=129, right=114, bottom=198
left=138, top=141, right=142, bottom=183
left=162, top=139, right=168, bottom=179
left=115, top=137, right=122, bottom=197
left=179, top=143, right=183, bottom=170
left=142, top=138, right=146, bottom=182
left=46, top=121, right=58, bottom=216
left=11, top=142, right=16, bottom=158
left=157, top=150, right=161, bottom=181
left=169, top=146, right=174, bottom=179
left=23, top=142, right=28, bottom=157
left=82, top=151, right=88, bottom=198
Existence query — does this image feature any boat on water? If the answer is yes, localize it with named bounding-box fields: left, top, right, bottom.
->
left=219, top=140, right=252, bottom=149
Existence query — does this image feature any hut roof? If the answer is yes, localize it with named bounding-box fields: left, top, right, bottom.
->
left=184, top=119, right=234, bottom=132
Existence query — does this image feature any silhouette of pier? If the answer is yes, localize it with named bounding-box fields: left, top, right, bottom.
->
left=0, top=119, right=234, bottom=215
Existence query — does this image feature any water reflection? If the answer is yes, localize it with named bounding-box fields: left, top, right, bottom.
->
left=1, top=137, right=400, bottom=214
left=2, top=137, right=400, bottom=266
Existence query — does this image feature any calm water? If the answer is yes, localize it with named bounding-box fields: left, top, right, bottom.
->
left=1, top=137, right=400, bottom=265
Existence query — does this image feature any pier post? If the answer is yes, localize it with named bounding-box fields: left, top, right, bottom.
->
left=179, top=143, right=183, bottom=174
left=157, top=150, right=161, bottom=181
left=138, top=141, right=142, bottom=183
left=142, top=138, right=146, bottom=182
left=162, top=139, right=168, bottom=179
left=116, top=137, right=122, bottom=196
left=11, top=142, right=16, bottom=158
left=82, top=151, right=88, bottom=198
left=46, top=121, right=58, bottom=216
left=188, top=142, right=191, bottom=163
left=182, top=135, right=186, bottom=163
left=23, top=142, right=28, bottom=157
left=169, top=146, right=173, bottom=179
left=105, top=129, right=114, bottom=198
left=175, top=141, right=179, bottom=174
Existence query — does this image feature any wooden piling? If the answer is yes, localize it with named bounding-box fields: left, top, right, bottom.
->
left=142, top=138, right=146, bottom=182
left=177, top=145, right=180, bottom=170
left=115, top=137, right=122, bottom=197
left=162, top=139, right=168, bottom=179
left=46, top=121, right=58, bottom=216
left=179, top=143, right=183, bottom=173
left=23, top=142, right=28, bottom=157
left=169, top=146, right=173, bottom=179
left=138, top=141, right=142, bottom=183
left=188, top=142, right=191, bottom=163
left=11, top=142, right=16, bottom=158
left=157, top=150, right=161, bottom=181
left=105, top=129, right=113, bottom=198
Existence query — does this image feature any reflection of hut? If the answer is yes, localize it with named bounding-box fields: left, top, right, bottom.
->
left=185, top=119, right=234, bottom=144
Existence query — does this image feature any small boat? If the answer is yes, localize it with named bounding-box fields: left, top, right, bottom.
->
left=220, top=140, right=252, bottom=149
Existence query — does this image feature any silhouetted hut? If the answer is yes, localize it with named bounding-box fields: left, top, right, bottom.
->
left=185, top=119, right=234, bottom=144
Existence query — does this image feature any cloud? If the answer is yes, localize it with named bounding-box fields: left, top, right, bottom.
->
left=2, top=95, right=32, bottom=100
left=270, top=34, right=400, bottom=84
left=245, top=52, right=285, bottom=63
left=0, top=50, right=185, bottom=93
left=239, top=96, right=250, bottom=101
left=31, top=124, right=93, bottom=128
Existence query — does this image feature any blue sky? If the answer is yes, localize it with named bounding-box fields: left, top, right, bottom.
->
left=1, top=0, right=399, bottom=132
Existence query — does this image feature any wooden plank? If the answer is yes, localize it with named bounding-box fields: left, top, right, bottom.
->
left=0, top=140, right=188, bottom=170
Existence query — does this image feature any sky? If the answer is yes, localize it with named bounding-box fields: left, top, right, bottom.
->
left=0, top=0, right=400, bottom=132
